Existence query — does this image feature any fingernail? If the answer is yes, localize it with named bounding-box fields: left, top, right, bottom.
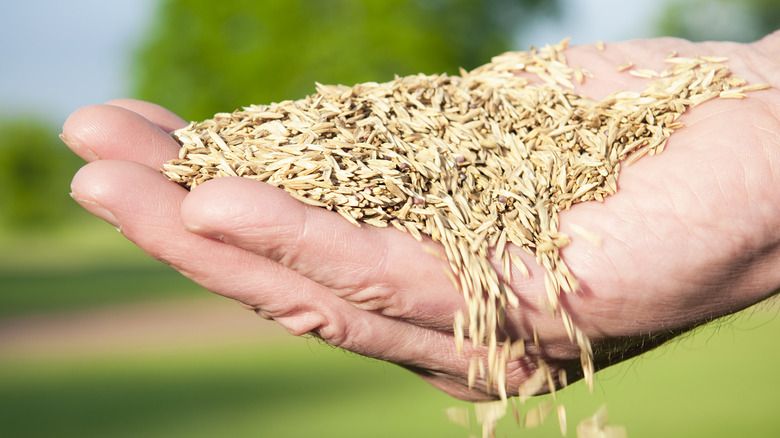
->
left=70, top=193, right=121, bottom=230
left=59, top=133, right=101, bottom=162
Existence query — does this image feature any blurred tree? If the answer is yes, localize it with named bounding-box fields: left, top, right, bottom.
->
left=658, top=0, right=779, bottom=43
left=0, top=118, right=83, bottom=231
left=133, top=0, right=558, bottom=122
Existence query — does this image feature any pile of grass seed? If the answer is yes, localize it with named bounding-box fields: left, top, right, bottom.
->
left=162, top=39, right=767, bottom=432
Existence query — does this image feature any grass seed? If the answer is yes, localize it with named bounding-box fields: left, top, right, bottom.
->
left=161, top=39, right=768, bottom=434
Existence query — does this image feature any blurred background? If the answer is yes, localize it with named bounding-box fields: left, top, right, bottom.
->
left=1, top=0, right=778, bottom=436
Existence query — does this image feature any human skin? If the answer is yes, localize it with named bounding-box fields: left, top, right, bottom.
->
left=62, top=33, right=780, bottom=401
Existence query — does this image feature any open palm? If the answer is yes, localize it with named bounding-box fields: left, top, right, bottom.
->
left=63, top=34, right=780, bottom=401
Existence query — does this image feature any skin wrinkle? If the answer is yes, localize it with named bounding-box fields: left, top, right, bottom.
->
left=640, top=162, right=728, bottom=271
left=755, top=116, right=780, bottom=225
left=649, top=235, right=766, bottom=325
left=93, top=172, right=202, bottom=270
left=251, top=270, right=347, bottom=338
left=244, top=191, right=304, bottom=263
left=706, top=156, right=756, bottom=258
left=369, top=241, right=452, bottom=328
left=669, top=110, right=775, bottom=241
left=212, top=252, right=294, bottom=306
left=194, top=182, right=333, bottom=286
left=565, top=194, right=693, bottom=336
left=335, top=228, right=451, bottom=327
left=556, top=230, right=628, bottom=335
left=406, top=331, right=546, bottom=399
left=279, top=303, right=333, bottom=338
left=314, top=306, right=357, bottom=349
left=240, top=182, right=399, bottom=312
left=404, top=330, right=475, bottom=379
left=105, top=99, right=188, bottom=134
left=274, top=199, right=312, bottom=273
left=416, top=368, right=497, bottom=401
left=568, top=114, right=748, bottom=336
left=651, top=208, right=734, bottom=315
left=183, top=198, right=358, bottom=317
left=748, top=107, right=780, bottom=230
left=327, top=309, right=466, bottom=380
left=341, top=227, right=395, bottom=300
left=393, top=321, right=456, bottom=367
left=717, top=244, right=780, bottom=306
left=321, top=223, right=397, bottom=312
left=94, top=106, right=177, bottom=165
left=743, top=41, right=780, bottom=86
left=81, top=165, right=296, bottom=310
left=667, top=112, right=779, bottom=293
left=195, top=179, right=455, bottom=328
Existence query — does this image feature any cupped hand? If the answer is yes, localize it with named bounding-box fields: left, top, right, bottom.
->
left=62, top=34, right=780, bottom=401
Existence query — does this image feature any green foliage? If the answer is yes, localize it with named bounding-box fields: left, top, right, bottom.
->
left=0, top=118, right=83, bottom=231
left=133, top=0, right=558, bottom=122
left=658, top=0, right=780, bottom=43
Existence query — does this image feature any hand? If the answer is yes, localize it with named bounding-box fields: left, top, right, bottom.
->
left=62, top=34, right=780, bottom=401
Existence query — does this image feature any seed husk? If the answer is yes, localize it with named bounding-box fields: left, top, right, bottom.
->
left=162, top=39, right=768, bottom=435
left=577, top=405, right=627, bottom=438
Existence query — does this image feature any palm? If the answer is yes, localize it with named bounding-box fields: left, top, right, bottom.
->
left=540, top=93, right=780, bottom=364
left=64, top=36, right=780, bottom=401
left=512, top=38, right=780, bottom=382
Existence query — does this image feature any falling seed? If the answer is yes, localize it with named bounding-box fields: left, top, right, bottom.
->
left=569, top=223, right=603, bottom=247
left=523, top=400, right=555, bottom=429
left=558, top=404, right=567, bottom=436
left=444, top=406, right=471, bottom=428
left=161, top=38, right=768, bottom=436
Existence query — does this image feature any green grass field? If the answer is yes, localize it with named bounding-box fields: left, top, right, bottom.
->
left=2, top=224, right=779, bottom=437
left=2, top=312, right=779, bottom=438
left=0, top=223, right=206, bottom=317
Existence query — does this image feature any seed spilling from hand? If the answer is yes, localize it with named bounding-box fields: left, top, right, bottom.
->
left=162, top=39, right=768, bottom=412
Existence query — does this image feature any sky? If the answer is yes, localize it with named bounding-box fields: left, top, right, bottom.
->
left=521, top=0, right=661, bottom=48
left=0, top=0, right=156, bottom=124
left=0, top=0, right=666, bottom=127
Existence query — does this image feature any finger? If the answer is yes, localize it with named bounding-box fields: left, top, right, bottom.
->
left=68, top=159, right=532, bottom=398
left=61, top=104, right=182, bottom=168
left=69, top=159, right=376, bottom=338
left=180, top=177, right=466, bottom=330
left=104, top=98, right=188, bottom=133
left=308, top=300, right=544, bottom=402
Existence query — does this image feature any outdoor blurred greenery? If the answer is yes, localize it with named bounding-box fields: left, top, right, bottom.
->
left=1, top=0, right=779, bottom=437
left=2, top=309, right=780, bottom=437
left=659, top=0, right=780, bottom=43
left=134, top=0, right=558, bottom=122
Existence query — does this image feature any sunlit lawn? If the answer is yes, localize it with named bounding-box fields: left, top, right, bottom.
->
left=0, top=223, right=207, bottom=317
left=1, top=224, right=779, bottom=437
left=0, top=339, right=476, bottom=438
